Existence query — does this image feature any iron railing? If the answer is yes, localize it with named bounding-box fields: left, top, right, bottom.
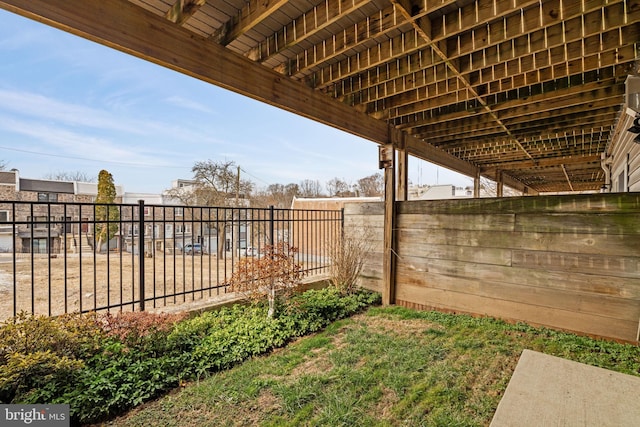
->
left=0, top=200, right=342, bottom=320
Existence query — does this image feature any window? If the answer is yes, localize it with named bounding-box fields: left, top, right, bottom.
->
left=175, top=224, right=191, bottom=235
left=128, top=225, right=139, bottom=236
left=37, top=193, right=58, bottom=202
left=27, top=216, right=49, bottom=229
left=165, top=224, right=173, bottom=238
left=174, top=207, right=183, bottom=217
left=0, top=211, right=10, bottom=231
left=144, top=207, right=151, bottom=216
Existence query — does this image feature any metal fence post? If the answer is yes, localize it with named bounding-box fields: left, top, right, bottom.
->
left=138, top=199, right=145, bottom=311
left=269, top=205, right=274, bottom=245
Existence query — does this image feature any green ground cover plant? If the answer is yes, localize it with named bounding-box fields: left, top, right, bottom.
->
left=0, top=288, right=380, bottom=424
left=108, top=306, right=640, bottom=427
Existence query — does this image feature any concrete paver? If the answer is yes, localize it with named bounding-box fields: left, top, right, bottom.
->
left=490, top=349, right=640, bottom=427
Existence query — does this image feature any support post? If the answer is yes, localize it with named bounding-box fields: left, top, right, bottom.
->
left=380, top=140, right=396, bottom=306
left=397, top=133, right=409, bottom=201
left=473, top=169, right=481, bottom=198
left=496, top=171, right=504, bottom=198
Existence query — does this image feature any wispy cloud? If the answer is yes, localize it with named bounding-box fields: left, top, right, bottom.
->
left=0, top=88, right=225, bottom=150
left=0, top=116, right=170, bottom=166
left=0, top=88, right=144, bottom=134
left=165, top=96, right=216, bottom=115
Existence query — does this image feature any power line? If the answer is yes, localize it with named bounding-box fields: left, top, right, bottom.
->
left=1, top=144, right=281, bottom=186
left=240, top=167, right=271, bottom=186
left=0, top=145, right=188, bottom=168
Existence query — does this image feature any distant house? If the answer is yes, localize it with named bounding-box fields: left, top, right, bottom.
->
left=410, top=184, right=474, bottom=200
left=0, top=170, right=123, bottom=254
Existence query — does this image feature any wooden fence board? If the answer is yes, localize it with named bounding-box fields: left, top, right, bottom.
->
left=396, top=241, right=513, bottom=266
left=344, top=202, right=384, bottom=216
left=396, top=228, right=634, bottom=256
left=398, top=213, right=516, bottom=231
left=514, top=213, right=640, bottom=235
left=511, top=250, right=640, bottom=278
left=397, top=193, right=640, bottom=215
left=396, top=270, right=640, bottom=321
left=395, top=257, right=640, bottom=298
left=395, top=284, right=639, bottom=342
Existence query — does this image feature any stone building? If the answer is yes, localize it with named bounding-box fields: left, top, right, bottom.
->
left=0, top=170, right=123, bottom=254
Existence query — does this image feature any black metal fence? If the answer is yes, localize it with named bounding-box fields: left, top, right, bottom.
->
left=0, top=200, right=342, bottom=320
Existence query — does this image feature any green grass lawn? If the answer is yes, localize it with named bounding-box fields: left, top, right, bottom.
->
left=105, top=306, right=640, bottom=427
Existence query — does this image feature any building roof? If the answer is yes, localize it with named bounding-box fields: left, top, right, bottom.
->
left=2, top=0, right=638, bottom=193
left=292, top=196, right=382, bottom=210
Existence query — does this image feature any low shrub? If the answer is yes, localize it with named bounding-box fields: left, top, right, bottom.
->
left=0, top=312, right=105, bottom=404
left=0, top=288, right=381, bottom=424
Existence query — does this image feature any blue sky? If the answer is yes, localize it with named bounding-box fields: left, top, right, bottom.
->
left=0, top=9, right=471, bottom=194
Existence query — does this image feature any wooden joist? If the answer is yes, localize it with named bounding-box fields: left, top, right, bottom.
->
left=164, top=0, right=205, bottom=25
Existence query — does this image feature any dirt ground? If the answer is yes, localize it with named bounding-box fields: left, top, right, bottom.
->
left=0, top=252, right=324, bottom=321
left=0, top=252, right=242, bottom=321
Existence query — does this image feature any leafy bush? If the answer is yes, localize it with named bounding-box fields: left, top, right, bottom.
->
left=101, top=311, right=187, bottom=354
left=0, top=288, right=381, bottom=424
left=284, top=287, right=381, bottom=334
left=0, top=312, right=105, bottom=404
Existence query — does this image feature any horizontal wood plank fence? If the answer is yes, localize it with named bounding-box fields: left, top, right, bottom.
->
left=346, top=193, right=640, bottom=343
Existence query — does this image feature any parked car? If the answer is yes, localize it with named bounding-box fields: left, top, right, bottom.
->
left=182, top=243, right=205, bottom=254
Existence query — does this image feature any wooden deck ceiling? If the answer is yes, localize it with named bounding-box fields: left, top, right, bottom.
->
left=1, top=0, right=638, bottom=192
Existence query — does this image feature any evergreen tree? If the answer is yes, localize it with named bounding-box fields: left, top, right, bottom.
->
left=95, top=170, right=119, bottom=253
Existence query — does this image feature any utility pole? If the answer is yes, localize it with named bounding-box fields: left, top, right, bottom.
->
left=236, top=166, right=240, bottom=206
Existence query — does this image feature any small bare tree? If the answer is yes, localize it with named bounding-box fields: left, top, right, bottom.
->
left=164, top=160, right=254, bottom=257
left=328, top=227, right=374, bottom=294
left=43, top=171, right=96, bottom=182
left=228, top=242, right=304, bottom=318
left=355, top=173, right=384, bottom=197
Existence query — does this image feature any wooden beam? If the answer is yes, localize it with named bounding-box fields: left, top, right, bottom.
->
left=164, top=0, right=205, bottom=26
left=328, top=0, right=634, bottom=98
left=473, top=169, right=481, bottom=198
left=0, top=0, right=391, bottom=145
left=285, top=0, right=457, bottom=77
left=396, top=132, right=408, bottom=201
left=562, top=164, right=575, bottom=192
left=391, top=0, right=537, bottom=164
left=249, top=0, right=382, bottom=64
left=496, top=173, right=504, bottom=197
left=385, top=76, right=626, bottom=122
left=429, top=117, right=617, bottom=149
left=405, top=135, right=479, bottom=178
left=396, top=81, right=626, bottom=130
left=365, top=54, right=634, bottom=118
left=418, top=107, right=620, bottom=141
left=481, top=154, right=602, bottom=173
left=212, top=0, right=289, bottom=46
